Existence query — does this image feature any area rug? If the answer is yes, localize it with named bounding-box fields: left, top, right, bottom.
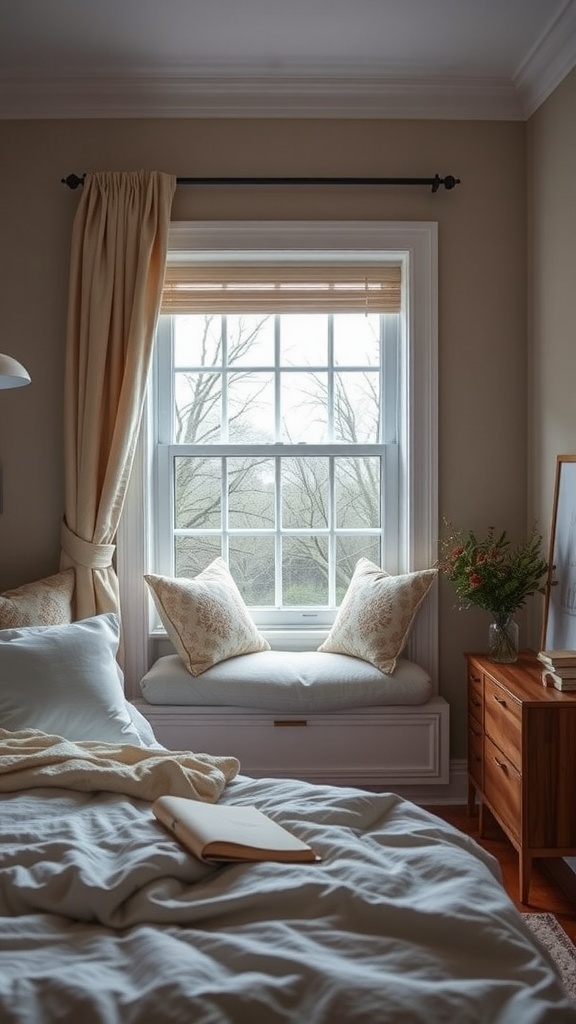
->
left=523, top=913, right=576, bottom=1003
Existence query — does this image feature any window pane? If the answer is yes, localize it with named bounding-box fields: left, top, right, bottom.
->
left=283, top=536, right=329, bottom=606
left=174, top=315, right=222, bottom=368
left=174, top=537, right=222, bottom=577
left=228, top=314, right=274, bottom=365
left=229, top=538, right=275, bottom=605
left=335, top=537, right=382, bottom=600
left=228, top=372, right=275, bottom=443
left=175, top=457, right=221, bottom=529
left=334, top=372, right=380, bottom=443
left=335, top=457, right=381, bottom=528
left=228, top=457, right=275, bottom=529
left=157, top=296, right=403, bottom=617
left=282, top=457, right=328, bottom=529
left=280, top=314, right=328, bottom=366
left=281, top=371, right=328, bottom=442
left=334, top=314, right=380, bottom=366
left=174, top=371, right=222, bottom=443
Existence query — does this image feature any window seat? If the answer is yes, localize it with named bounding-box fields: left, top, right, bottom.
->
left=135, top=651, right=449, bottom=789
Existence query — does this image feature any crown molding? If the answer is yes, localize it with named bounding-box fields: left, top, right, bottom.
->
left=1, top=0, right=576, bottom=125
left=515, top=0, right=576, bottom=116
left=0, top=69, right=524, bottom=120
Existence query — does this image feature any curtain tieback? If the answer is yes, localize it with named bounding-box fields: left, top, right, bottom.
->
left=61, top=521, right=115, bottom=570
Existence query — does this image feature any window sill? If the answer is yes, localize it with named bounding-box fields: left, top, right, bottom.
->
left=150, top=625, right=329, bottom=653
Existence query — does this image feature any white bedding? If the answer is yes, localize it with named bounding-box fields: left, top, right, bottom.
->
left=0, top=760, right=574, bottom=1023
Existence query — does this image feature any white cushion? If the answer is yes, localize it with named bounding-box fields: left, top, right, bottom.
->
left=319, top=558, right=437, bottom=674
left=144, top=559, right=270, bottom=676
left=139, top=650, right=432, bottom=710
left=0, top=570, right=75, bottom=629
left=0, top=614, right=151, bottom=745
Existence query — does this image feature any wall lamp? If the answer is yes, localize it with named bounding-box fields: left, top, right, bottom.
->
left=0, top=353, right=31, bottom=389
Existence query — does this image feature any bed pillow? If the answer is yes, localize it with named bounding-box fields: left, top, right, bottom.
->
left=0, top=613, right=149, bottom=745
left=0, top=569, right=75, bottom=629
left=144, top=558, right=270, bottom=676
left=318, top=558, right=437, bottom=674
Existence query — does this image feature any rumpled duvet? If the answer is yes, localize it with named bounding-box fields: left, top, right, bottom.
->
left=0, top=734, right=574, bottom=1023
left=0, top=727, right=239, bottom=801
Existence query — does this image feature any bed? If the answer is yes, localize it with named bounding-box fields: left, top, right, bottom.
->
left=0, top=612, right=575, bottom=1022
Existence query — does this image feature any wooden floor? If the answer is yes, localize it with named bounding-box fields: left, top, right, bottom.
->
left=425, top=803, right=576, bottom=944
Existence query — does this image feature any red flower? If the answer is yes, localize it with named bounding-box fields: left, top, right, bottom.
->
left=469, top=572, right=482, bottom=588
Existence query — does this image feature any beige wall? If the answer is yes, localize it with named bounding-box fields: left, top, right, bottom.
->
left=527, top=68, right=576, bottom=644
left=0, top=116, right=528, bottom=759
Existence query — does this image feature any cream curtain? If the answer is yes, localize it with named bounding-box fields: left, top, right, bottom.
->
left=60, top=170, right=176, bottom=621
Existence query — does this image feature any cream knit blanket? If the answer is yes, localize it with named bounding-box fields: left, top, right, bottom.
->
left=0, top=728, right=240, bottom=802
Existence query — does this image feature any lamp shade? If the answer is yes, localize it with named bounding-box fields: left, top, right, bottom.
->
left=0, top=353, right=31, bottom=389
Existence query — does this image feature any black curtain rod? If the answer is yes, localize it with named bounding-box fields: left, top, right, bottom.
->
left=61, top=172, right=460, bottom=193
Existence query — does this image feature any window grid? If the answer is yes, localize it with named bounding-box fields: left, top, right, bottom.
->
left=156, top=309, right=398, bottom=617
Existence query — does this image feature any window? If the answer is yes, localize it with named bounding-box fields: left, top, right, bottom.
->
left=154, top=259, right=403, bottom=626
left=118, top=221, right=437, bottom=690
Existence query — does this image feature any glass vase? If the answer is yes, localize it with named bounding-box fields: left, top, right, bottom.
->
left=488, top=615, right=519, bottom=663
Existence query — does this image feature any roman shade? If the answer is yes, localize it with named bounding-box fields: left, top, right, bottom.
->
left=161, top=263, right=402, bottom=314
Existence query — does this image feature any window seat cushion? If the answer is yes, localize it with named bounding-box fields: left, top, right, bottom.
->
left=139, top=650, right=432, bottom=711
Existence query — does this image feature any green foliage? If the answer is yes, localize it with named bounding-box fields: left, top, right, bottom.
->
left=437, top=522, right=550, bottom=622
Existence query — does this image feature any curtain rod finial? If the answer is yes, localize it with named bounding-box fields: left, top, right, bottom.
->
left=61, top=173, right=86, bottom=190
left=441, top=175, right=460, bottom=191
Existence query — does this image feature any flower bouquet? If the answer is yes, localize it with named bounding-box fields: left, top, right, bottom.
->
left=438, top=522, right=550, bottom=662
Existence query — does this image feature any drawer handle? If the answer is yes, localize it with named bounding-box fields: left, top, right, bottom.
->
left=471, top=726, right=482, bottom=737
left=493, top=756, right=508, bottom=773
left=273, top=720, right=308, bottom=727
left=470, top=673, right=481, bottom=683
left=492, top=695, right=507, bottom=706
left=471, top=698, right=482, bottom=707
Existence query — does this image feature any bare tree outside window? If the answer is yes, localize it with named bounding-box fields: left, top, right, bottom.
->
left=160, top=308, right=396, bottom=610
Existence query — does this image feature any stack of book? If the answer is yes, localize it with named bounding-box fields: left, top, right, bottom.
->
left=537, top=650, right=576, bottom=690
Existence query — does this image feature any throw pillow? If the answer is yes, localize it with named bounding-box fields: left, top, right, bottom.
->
left=318, top=558, right=437, bottom=673
left=0, top=613, right=147, bottom=745
left=0, top=569, right=75, bottom=629
left=144, top=558, right=270, bottom=676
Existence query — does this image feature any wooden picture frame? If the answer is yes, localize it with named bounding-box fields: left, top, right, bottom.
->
left=541, top=454, right=576, bottom=651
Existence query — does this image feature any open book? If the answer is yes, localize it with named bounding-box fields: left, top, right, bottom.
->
left=152, top=795, right=321, bottom=864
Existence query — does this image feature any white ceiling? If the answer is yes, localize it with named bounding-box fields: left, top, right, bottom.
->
left=1, top=0, right=576, bottom=120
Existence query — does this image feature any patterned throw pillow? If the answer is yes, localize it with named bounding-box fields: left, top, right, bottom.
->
left=144, top=558, right=270, bottom=676
left=0, top=569, right=75, bottom=629
left=318, top=558, right=437, bottom=674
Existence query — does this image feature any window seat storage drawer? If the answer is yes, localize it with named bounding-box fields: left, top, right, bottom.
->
left=133, top=698, right=450, bottom=788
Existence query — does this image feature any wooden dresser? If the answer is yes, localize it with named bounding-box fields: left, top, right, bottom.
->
left=466, top=651, right=576, bottom=903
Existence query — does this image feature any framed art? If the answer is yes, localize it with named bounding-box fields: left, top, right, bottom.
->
left=541, top=454, right=576, bottom=651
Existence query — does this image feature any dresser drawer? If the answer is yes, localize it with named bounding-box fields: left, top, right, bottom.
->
left=467, top=667, right=484, bottom=727
left=467, top=720, right=483, bottom=787
left=484, top=735, right=521, bottom=842
left=484, top=677, right=522, bottom=770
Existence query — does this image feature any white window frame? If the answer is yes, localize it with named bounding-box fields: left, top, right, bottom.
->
left=118, top=221, right=438, bottom=697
